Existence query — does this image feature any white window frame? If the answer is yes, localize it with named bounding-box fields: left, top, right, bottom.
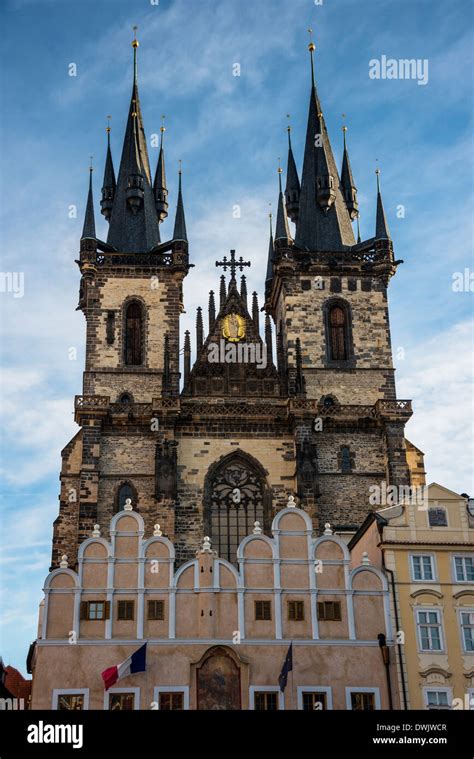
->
left=249, top=686, right=284, bottom=710
left=422, top=686, right=452, bottom=710
left=452, top=554, right=474, bottom=584
left=52, top=688, right=89, bottom=710
left=457, top=607, right=474, bottom=654
left=410, top=553, right=437, bottom=582
left=297, top=686, right=332, bottom=710
left=153, top=686, right=189, bottom=710
left=345, top=687, right=381, bottom=710
left=103, top=686, right=140, bottom=711
left=415, top=607, right=445, bottom=653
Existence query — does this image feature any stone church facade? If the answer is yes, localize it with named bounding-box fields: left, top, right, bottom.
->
left=50, top=34, right=416, bottom=581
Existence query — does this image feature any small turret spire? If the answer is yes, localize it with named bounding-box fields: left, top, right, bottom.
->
left=340, top=120, right=359, bottom=220
left=285, top=118, right=300, bottom=223
left=375, top=167, right=390, bottom=240
left=100, top=117, right=116, bottom=222
left=172, top=162, right=188, bottom=242
left=208, top=290, right=216, bottom=331
left=240, top=275, right=248, bottom=307
left=196, top=307, right=203, bottom=353
left=183, top=329, right=191, bottom=386
left=265, top=314, right=274, bottom=365
left=81, top=163, right=96, bottom=240
left=219, top=275, right=226, bottom=311
left=265, top=210, right=274, bottom=286
left=275, top=162, right=291, bottom=244
left=252, top=292, right=260, bottom=334
left=153, top=116, right=168, bottom=222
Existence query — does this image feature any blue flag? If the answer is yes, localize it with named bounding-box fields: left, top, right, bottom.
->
left=278, top=643, right=293, bottom=692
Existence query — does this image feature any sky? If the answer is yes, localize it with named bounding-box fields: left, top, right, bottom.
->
left=0, top=0, right=473, bottom=674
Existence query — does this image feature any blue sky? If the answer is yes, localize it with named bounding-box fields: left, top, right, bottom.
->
left=0, top=0, right=472, bottom=674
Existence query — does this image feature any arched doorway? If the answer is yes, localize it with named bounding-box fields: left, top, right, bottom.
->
left=196, top=647, right=241, bottom=710
left=204, top=451, right=272, bottom=564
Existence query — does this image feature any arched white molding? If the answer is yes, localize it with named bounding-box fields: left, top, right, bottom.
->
left=78, top=537, right=112, bottom=560
left=43, top=567, right=80, bottom=590
left=271, top=506, right=313, bottom=534
left=237, top=533, right=277, bottom=561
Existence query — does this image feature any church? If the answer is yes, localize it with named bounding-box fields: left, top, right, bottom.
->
left=29, top=32, right=424, bottom=711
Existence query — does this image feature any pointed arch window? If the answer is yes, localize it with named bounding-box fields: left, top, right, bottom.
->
left=324, top=299, right=354, bottom=366
left=124, top=302, right=143, bottom=366
left=329, top=305, right=346, bottom=361
left=204, top=454, right=271, bottom=565
left=115, top=482, right=136, bottom=513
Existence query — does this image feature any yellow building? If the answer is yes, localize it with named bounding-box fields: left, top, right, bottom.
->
left=350, top=483, right=474, bottom=710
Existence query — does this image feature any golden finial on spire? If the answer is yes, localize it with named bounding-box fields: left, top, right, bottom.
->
left=132, top=25, right=139, bottom=48
left=178, top=159, right=182, bottom=176
left=160, top=114, right=166, bottom=134
left=286, top=113, right=291, bottom=133
left=89, top=155, right=93, bottom=172
left=308, top=28, right=315, bottom=53
left=106, top=115, right=112, bottom=134
left=342, top=113, right=347, bottom=133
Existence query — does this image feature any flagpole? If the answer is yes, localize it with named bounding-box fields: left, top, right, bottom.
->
left=290, top=641, right=294, bottom=710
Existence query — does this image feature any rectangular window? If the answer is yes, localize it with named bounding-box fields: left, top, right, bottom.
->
left=117, top=600, right=135, bottom=621
left=428, top=508, right=447, bottom=527
left=417, top=610, right=443, bottom=651
left=411, top=555, right=435, bottom=581
left=317, top=601, right=342, bottom=621
left=57, top=694, right=84, bottom=711
left=254, top=692, right=278, bottom=711
left=148, top=600, right=165, bottom=620
left=425, top=691, right=450, bottom=710
left=454, top=556, right=474, bottom=582
left=460, top=612, right=474, bottom=652
left=350, top=692, right=375, bottom=711
left=288, top=601, right=305, bottom=621
left=159, top=692, right=184, bottom=711
left=109, top=693, right=135, bottom=711
left=81, top=601, right=109, bottom=621
left=302, top=692, right=327, bottom=710
left=255, top=601, right=271, bottom=621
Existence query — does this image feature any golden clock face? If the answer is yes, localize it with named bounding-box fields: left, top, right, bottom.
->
left=222, top=313, right=246, bottom=342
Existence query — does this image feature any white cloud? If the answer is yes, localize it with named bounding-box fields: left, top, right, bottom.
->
left=397, top=319, right=474, bottom=494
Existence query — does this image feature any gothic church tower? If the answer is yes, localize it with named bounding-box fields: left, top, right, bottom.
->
left=51, top=34, right=414, bottom=571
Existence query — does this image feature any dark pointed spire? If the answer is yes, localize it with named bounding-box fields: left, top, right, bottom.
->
left=107, top=31, right=160, bottom=252
left=285, top=123, right=300, bottom=223
left=275, top=164, right=292, bottom=245
left=208, top=290, right=216, bottom=332
left=264, top=314, right=274, bottom=365
left=375, top=168, right=390, bottom=240
left=265, top=212, right=274, bottom=286
left=101, top=119, right=116, bottom=222
left=196, top=307, right=203, bottom=353
left=295, top=31, right=354, bottom=252
left=356, top=213, right=361, bottom=244
left=153, top=119, right=168, bottom=222
left=173, top=163, right=188, bottom=242
left=183, top=330, right=191, bottom=386
left=340, top=124, right=358, bottom=220
left=240, top=275, right=248, bottom=307
left=252, top=292, right=260, bottom=334
left=219, top=275, right=226, bottom=311
left=81, top=165, right=96, bottom=240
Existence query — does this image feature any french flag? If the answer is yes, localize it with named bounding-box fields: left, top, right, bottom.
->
left=101, top=643, right=147, bottom=691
